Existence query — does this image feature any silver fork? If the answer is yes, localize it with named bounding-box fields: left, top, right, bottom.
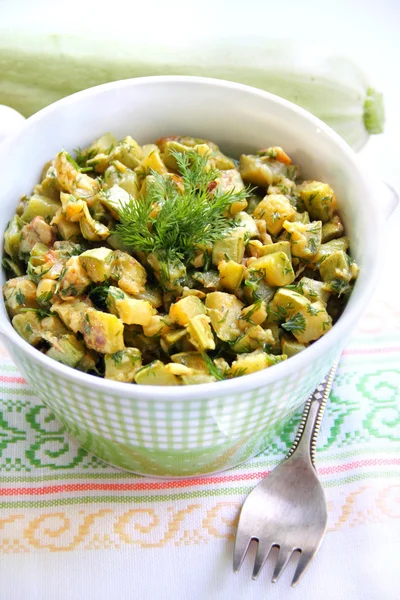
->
left=233, top=361, right=339, bottom=586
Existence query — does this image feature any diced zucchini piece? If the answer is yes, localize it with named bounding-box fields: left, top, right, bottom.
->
left=268, top=288, right=310, bottom=323
left=192, top=271, right=222, bottom=291
left=2, top=258, right=24, bottom=277
left=239, top=155, right=287, bottom=187
left=79, top=203, right=110, bottom=241
left=281, top=336, right=307, bottom=357
left=181, top=374, right=217, bottom=385
left=163, top=328, right=187, bottom=348
left=107, top=136, right=143, bottom=170
left=79, top=247, right=113, bottom=282
left=3, top=276, right=38, bottom=316
left=243, top=274, right=275, bottom=304
left=212, top=233, right=245, bottom=266
left=104, top=162, right=140, bottom=198
left=248, top=252, right=295, bottom=287
left=99, top=184, right=131, bottom=219
left=211, top=150, right=236, bottom=170
left=82, top=309, right=125, bottom=354
left=156, top=136, right=219, bottom=153
left=36, top=278, right=57, bottom=306
left=319, top=250, right=352, bottom=283
left=142, top=315, right=172, bottom=338
left=57, top=256, right=92, bottom=298
left=81, top=133, right=118, bottom=159
left=131, top=285, right=163, bottom=309
left=253, top=194, right=296, bottom=236
left=147, top=253, right=187, bottom=293
left=51, top=210, right=81, bottom=241
left=4, top=215, right=24, bottom=259
left=292, top=211, right=310, bottom=224
left=284, top=301, right=332, bottom=344
left=12, top=311, right=42, bottom=345
left=313, top=237, right=350, bottom=266
left=171, top=352, right=209, bottom=373
left=321, top=214, right=344, bottom=243
left=46, top=334, right=86, bottom=367
left=107, top=286, right=155, bottom=326
left=76, top=350, right=98, bottom=374
left=205, top=291, right=243, bottom=342
left=162, top=140, right=192, bottom=170
left=283, top=220, right=322, bottom=260
left=232, top=325, right=274, bottom=353
left=169, top=296, right=206, bottom=327
left=104, top=348, right=142, bottom=383
left=239, top=300, right=268, bottom=327
left=164, top=363, right=194, bottom=377
left=20, top=193, right=61, bottom=223
left=187, top=315, right=215, bottom=351
left=134, top=360, right=180, bottom=386
left=40, top=315, right=69, bottom=337
left=234, top=211, right=259, bottom=238
left=51, top=298, right=93, bottom=334
left=110, top=250, right=147, bottom=295
left=297, top=180, right=337, bottom=223
left=298, top=277, right=330, bottom=305
left=26, top=242, right=51, bottom=283
left=218, top=260, right=245, bottom=292
left=230, top=350, right=287, bottom=376
left=254, top=241, right=291, bottom=259
left=34, top=162, right=61, bottom=200
left=138, top=148, right=167, bottom=175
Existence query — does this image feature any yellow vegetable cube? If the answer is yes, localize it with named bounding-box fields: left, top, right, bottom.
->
left=205, top=292, right=243, bottom=342
left=240, top=300, right=268, bottom=327
left=134, top=360, right=180, bottom=386
left=218, top=260, right=245, bottom=292
left=3, top=276, right=38, bottom=316
left=187, top=314, right=215, bottom=351
left=297, top=180, right=337, bottom=223
left=82, top=309, right=125, bottom=354
left=79, top=247, right=113, bottom=282
left=253, top=194, right=296, bottom=236
left=107, top=286, right=155, bottom=326
left=169, top=296, right=206, bottom=327
left=139, top=149, right=167, bottom=175
left=105, top=348, right=142, bottom=383
left=248, top=252, right=295, bottom=287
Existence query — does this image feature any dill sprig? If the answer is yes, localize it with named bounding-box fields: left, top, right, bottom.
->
left=114, top=149, right=250, bottom=264
left=201, top=353, right=226, bottom=381
left=281, top=312, right=306, bottom=334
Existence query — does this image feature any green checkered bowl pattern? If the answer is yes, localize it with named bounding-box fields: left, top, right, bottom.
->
left=10, top=344, right=339, bottom=477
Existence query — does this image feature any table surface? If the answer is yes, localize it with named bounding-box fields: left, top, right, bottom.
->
left=0, top=1, right=399, bottom=599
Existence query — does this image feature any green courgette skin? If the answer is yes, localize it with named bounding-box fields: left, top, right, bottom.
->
left=0, top=35, right=384, bottom=150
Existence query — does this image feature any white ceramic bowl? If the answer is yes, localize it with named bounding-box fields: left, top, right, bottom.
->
left=0, top=77, right=391, bottom=477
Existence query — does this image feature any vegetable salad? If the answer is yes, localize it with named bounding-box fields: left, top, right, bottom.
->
left=2, top=134, right=359, bottom=385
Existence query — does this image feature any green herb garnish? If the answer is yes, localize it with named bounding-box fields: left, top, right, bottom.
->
left=201, top=353, right=226, bottom=381
left=281, top=312, right=306, bottom=334
left=114, top=149, right=250, bottom=264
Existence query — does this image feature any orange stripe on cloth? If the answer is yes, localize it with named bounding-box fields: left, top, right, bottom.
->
left=2, top=459, right=399, bottom=497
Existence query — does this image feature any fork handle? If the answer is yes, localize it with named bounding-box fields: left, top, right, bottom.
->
left=286, top=360, right=339, bottom=467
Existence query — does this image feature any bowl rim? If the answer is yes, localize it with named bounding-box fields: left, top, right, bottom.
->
left=0, top=75, right=384, bottom=401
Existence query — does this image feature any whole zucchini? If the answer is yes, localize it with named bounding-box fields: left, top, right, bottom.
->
left=0, top=33, right=384, bottom=150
